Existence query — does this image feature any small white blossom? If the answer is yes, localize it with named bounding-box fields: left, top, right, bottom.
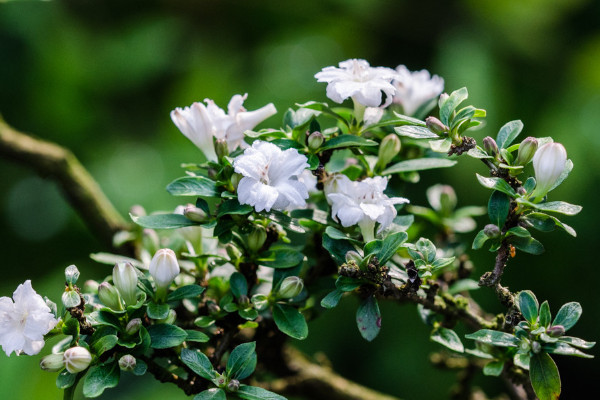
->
left=0, top=280, right=58, bottom=356
left=327, top=174, right=409, bottom=241
left=234, top=141, right=309, bottom=212
left=393, top=65, right=444, bottom=116
left=315, top=59, right=398, bottom=108
left=171, top=94, right=277, bottom=160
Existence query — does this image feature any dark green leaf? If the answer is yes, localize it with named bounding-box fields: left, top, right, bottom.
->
left=180, top=348, right=216, bottom=380
left=440, top=87, right=468, bottom=126
left=92, top=335, right=118, bottom=356
left=553, top=302, right=582, bottom=331
left=262, top=210, right=305, bottom=233
left=217, top=199, right=253, bottom=217
left=467, top=146, right=493, bottom=159
left=472, top=230, right=490, bottom=250
left=273, top=303, right=308, bottom=340
left=239, top=307, right=259, bottom=321
left=147, top=302, right=170, bottom=320
left=382, top=158, right=456, bottom=175
left=392, top=112, right=427, bottom=126
left=377, top=231, right=408, bottom=264
left=549, top=159, right=573, bottom=192
left=324, top=226, right=361, bottom=244
left=558, top=336, right=596, bottom=349
left=510, top=236, right=544, bottom=255
left=147, top=324, right=188, bottom=349
left=496, top=120, right=523, bottom=149
left=131, top=213, right=199, bottom=229
left=82, top=362, right=120, bottom=398
left=530, top=352, right=561, bottom=400
left=237, top=385, right=287, bottom=400
left=518, top=200, right=582, bottom=216
left=321, top=289, right=343, bottom=309
left=518, top=291, right=539, bottom=325
left=56, top=370, right=77, bottom=389
left=335, top=276, right=362, bottom=292
left=320, top=135, right=377, bottom=151
left=394, top=125, right=438, bottom=139
left=483, top=360, right=505, bottom=376
left=322, top=234, right=356, bottom=265
left=475, top=174, right=517, bottom=197
left=167, top=285, right=205, bottom=302
left=431, top=328, right=464, bottom=352
left=230, top=272, right=248, bottom=298
left=465, top=330, right=519, bottom=347
left=167, top=176, right=218, bottom=197
left=257, top=249, right=304, bottom=269
left=539, top=301, right=552, bottom=328
left=525, top=213, right=556, bottom=232
left=488, top=191, right=510, bottom=227
left=543, top=342, right=594, bottom=358
left=185, top=330, right=210, bottom=343
left=132, top=360, right=147, bottom=376
left=89, top=310, right=121, bottom=330
left=193, top=389, right=226, bottom=400
left=356, top=296, right=381, bottom=342
left=227, top=342, right=257, bottom=380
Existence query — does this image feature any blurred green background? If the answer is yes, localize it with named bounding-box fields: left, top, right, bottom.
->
left=1, top=0, right=599, bottom=398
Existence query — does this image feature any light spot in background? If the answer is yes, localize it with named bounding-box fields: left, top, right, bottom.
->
left=6, top=177, right=69, bottom=241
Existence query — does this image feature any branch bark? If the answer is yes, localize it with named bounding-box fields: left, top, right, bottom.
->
left=0, top=117, right=129, bottom=249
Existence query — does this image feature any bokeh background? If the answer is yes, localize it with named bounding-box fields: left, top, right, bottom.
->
left=1, top=0, right=599, bottom=398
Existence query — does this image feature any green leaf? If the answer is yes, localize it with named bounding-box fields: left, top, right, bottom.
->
left=185, top=330, right=210, bottom=343
left=237, top=385, right=287, bottom=400
left=92, top=335, right=118, bottom=356
left=543, top=342, right=594, bottom=358
left=131, top=213, right=199, bottom=229
left=217, top=199, right=253, bottom=217
left=483, top=360, right=505, bottom=376
left=553, top=302, right=582, bottom=331
left=147, top=302, right=170, bottom=320
left=496, top=120, right=524, bottom=149
left=239, top=307, right=259, bottom=321
left=181, top=348, right=216, bottom=380
left=377, top=231, right=408, bottom=264
left=322, top=234, right=356, bottom=265
left=416, top=237, right=437, bottom=263
left=193, top=388, right=226, bottom=400
left=82, top=362, right=120, bottom=398
left=465, top=329, right=519, bottom=347
left=167, top=285, right=206, bottom=302
left=475, top=174, right=517, bottom=197
left=391, top=112, right=427, bottom=126
left=440, top=87, right=468, bottom=126
left=549, top=159, right=573, bottom=192
left=227, top=341, right=257, bottom=380
left=147, top=324, right=188, bottom=349
left=488, top=191, right=510, bottom=227
left=356, top=295, right=381, bottom=342
left=230, top=272, right=248, bottom=298
left=166, top=176, right=218, bottom=197
left=257, top=249, right=304, bottom=269
left=324, top=226, right=361, bottom=244
left=530, top=352, right=561, bottom=400
left=467, top=146, right=493, bottom=159
left=320, top=134, right=378, bottom=151
left=431, top=328, right=464, bottom=352
left=518, top=290, right=539, bottom=325
left=510, top=236, right=544, bottom=255
left=394, top=125, right=439, bottom=139
left=506, top=226, right=531, bottom=237
left=429, top=138, right=452, bottom=153
left=514, top=353, right=531, bottom=370
left=518, top=199, right=582, bottom=216
left=382, top=158, right=456, bottom=175
left=321, top=289, right=343, bottom=309
left=56, top=370, right=77, bottom=389
left=539, top=301, right=552, bottom=327
left=273, top=303, right=308, bottom=340
left=335, top=276, right=361, bottom=292
left=558, top=336, right=596, bottom=349
left=525, top=213, right=556, bottom=232
left=88, top=310, right=121, bottom=330
left=472, top=230, right=490, bottom=250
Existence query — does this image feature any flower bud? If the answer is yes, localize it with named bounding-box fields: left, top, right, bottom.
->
left=277, top=276, right=304, bottom=299
left=40, top=353, right=65, bottom=372
left=438, top=93, right=449, bottom=106
left=226, top=244, right=243, bottom=262
left=183, top=204, right=208, bottom=222
left=227, top=379, right=240, bottom=392
left=118, top=355, right=137, bottom=371
left=425, top=116, right=447, bottom=135
left=532, top=142, right=567, bottom=199
left=482, top=136, right=499, bottom=157
left=378, top=134, right=401, bottom=167
left=98, top=282, right=123, bottom=311
left=63, top=346, right=92, bottom=373
left=547, top=325, right=565, bottom=338
left=113, top=262, right=138, bottom=306
left=247, top=226, right=267, bottom=252
left=238, top=295, right=250, bottom=308
left=345, top=250, right=362, bottom=264
left=531, top=341, right=542, bottom=354
left=230, top=173, right=242, bottom=190
left=251, top=294, right=269, bottom=311
left=514, top=137, right=538, bottom=166
left=61, top=289, right=81, bottom=309
left=149, top=248, right=180, bottom=292
left=83, top=280, right=99, bottom=294
left=215, top=138, right=229, bottom=160
left=64, top=265, right=80, bottom=285
left=129, top=205, right=146, bottom=217
left=125, top=318, right=142, bottom=335
left=307, top=131, right=324, bottom=150
left=483, top=224, right=501, bottom=238
left=207, top=302, right=221, bottom=315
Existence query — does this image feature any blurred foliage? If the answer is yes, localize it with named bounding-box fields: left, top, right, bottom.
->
left=1, top=0, right=599, bottom=398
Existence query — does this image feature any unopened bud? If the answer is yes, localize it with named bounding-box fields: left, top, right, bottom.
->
left=247, top=226, right=267, bottom=252
left=238, top=295, right=250, bottom=307
left=515, top=137, right=538, bottom=166
left=532, top=142, right=567, bottom=199
left=438, top=93, right=449, bottom=106
left=63, top=346, right=92, bottom=373
left=482, top=136, right=499, bottom=157
left=64, top=265, right=80, bottom=285
left=183, top=205, right=208, bottom=222
left=345, top=251, right=362, bottom=264
left=251, top=294, right=269, bottom=311
left=483, top=224, right=501, bottom=238
left=207, top=302, right=221, bottom=315
left=531, top=341, right=542, bottom=354
left=547, top=325, right=565, bottom=338
left=98, top=282, right=123, bottom=311
left=83, top=280, right=99, bottom=294
left=230, top=173, right=242, bottom=190
left=215, top=138, right=229, bottom=160
left=226, top=244, right=243, bottom=261
left=519, top=340, right=530, bottom=353
left=40, top=353, right=65, bottom=372
left=307, top=132, right=324, bottom=150
left=149, top=248, right=180, bottom=292
left=118, top=355, right=137, bottom=371
left=425, top=116, right=447, bottom=135
left=61, top=290, right=81, bottom=309
left=129, top=205, right=146, bottom=217
left=113, top=262, right=138, bottom=306
left=125, top=318, right=142, bottom=335
left=227, top=379, right=240, bottom=392
left=378, top=134, right=401, bottom=166
left=277, top=276, right=304, bottom=299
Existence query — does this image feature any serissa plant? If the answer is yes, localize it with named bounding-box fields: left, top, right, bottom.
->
left=0, top=58, right=593, bottom=400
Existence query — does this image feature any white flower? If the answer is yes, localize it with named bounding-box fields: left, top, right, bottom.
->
left=327, top=175, right=409, bottom=241
left=233, top=141, right=309, bottom=212
left=393, top=65, right=444, bottom=116
left=314, top=59, right=398, bottom=108
left=171, top=94, right=277, bottom=160
left=363, top=107, right=385, bottom=127
left=298, top=169, right=318, bottom=194
left=149, top=248, right=180, bottom=290
left=0, top=280, right=58, bottom=356
left=532, top=142, right=567, bottom=199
